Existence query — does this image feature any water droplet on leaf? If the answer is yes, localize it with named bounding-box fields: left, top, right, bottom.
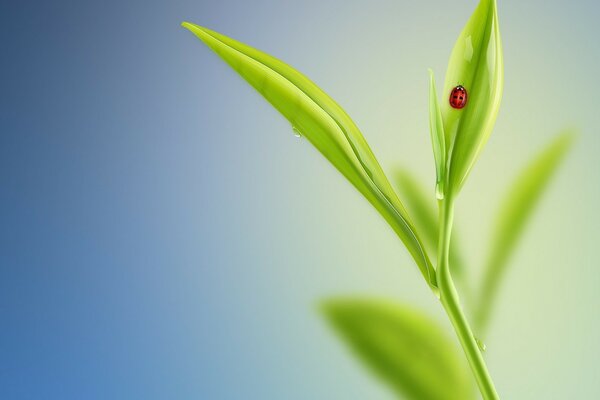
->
left=475, top=337, right=487, bottom=352
left=435, top=181, right=444, bottom=200
left=464, top=35, right=474, bottom=62
left=292, top=126, right=302, bottom=138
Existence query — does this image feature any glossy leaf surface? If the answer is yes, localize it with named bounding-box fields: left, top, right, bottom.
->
left=182, top=23, right=436, bottom=287
left=441, top=0, right=503, bottom=195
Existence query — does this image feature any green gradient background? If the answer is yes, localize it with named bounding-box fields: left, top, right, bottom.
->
left=185, top=0, right=598, bottom=398
left=1, top=0, right=598, bottom=398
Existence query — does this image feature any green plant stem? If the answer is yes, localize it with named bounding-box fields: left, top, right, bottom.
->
left=437, top=195, right=499, bottom=400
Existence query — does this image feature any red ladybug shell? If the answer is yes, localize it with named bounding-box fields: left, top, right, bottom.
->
left=449, top=85, right=467, bottom=109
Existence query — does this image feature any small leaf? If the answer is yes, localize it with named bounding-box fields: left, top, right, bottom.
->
left=321, top=298, right=474, bottom=400
left=394, top=169, right=469, bottom=295
left=475, top=131, right=575, bottom=332
left=182, top=23, right=436, bottom=287
left=428, top=69, right=446, bottom=199
left=442, top=0, right=504, bottom=195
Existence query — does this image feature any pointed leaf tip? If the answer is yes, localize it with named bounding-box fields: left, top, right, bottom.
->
left=181, top=21, right=200, bottom=32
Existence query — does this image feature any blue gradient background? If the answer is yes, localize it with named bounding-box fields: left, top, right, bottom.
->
left=1, top=0, right=599, bottom=398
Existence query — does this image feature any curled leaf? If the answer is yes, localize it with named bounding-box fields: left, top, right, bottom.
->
left=182, top=23, right=436, bottom=287
left=442, top=0, right=503, bottom=195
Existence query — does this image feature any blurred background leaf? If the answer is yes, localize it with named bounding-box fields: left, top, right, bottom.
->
left=321, top=298, right=474, bottom=400
left=475, top=131, right=576, bottom=333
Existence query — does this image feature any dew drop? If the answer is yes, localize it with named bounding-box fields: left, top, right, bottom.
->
left=435, top=181, right=444, bottom=200
left=464, top=36, right=474, bottom=62
left=475, top=337, right=487, bottom=352
left=292, top=126, right=302, bottom=138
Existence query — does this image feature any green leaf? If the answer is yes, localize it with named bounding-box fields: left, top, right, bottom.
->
left=321, top=298, right=473, bottom=400
left=441, top=0, right=503, bottom=195
left=182, top=23, right=436, bottom=288
left=475, top=131, right=575, bottom=332
left=428, top=69, right=446, bottom=200
left=394, top=169, right=469, bottom=294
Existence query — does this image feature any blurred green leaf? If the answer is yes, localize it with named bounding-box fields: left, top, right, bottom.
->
left=182, top=23, right=436, bottom=288
left=428, top=69, right=447, bottom=199
left=321, top=298, right=473, bottom=400
left=442, top=0, right=503, bottom=195
left=394, top=169, right=467, bottom=288
left=475, top=131, right=575, bottom=332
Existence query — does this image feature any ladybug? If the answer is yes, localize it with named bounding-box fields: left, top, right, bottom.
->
left=449, top=85, right=468, bottom=109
